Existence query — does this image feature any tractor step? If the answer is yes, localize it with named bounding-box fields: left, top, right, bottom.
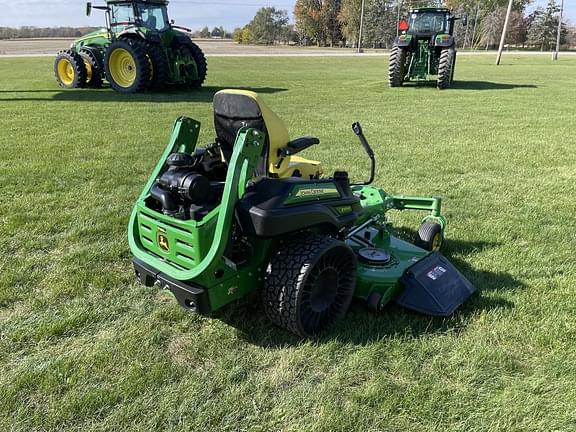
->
left=396, top=252, right=475, bottom=316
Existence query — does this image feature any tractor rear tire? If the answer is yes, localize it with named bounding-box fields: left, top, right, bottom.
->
left=389, top=46, right=407, bottom=87
left=177, top=39, right=207, bottom=88
left=414, top=221, right=444, bottom=252
left=54, top=49, right=87, bottom=89
left=80, top=48, right=103, bottom=88
left=104, top=39, right=150, bottom=93
left=437, top=47, right=456, bottom=90
left=263, top=233, right=357, bottom=338
left=145, top=42, right=170, bottom=88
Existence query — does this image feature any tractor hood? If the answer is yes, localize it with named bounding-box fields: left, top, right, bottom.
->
left=74, top=29, right=108, bottom=44
left=396, top=252, right=476, bottom=316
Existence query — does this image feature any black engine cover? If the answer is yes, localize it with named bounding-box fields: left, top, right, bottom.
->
left=236, top=177, right=363, bottom=238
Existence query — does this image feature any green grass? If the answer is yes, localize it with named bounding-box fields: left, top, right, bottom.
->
left=1, top=54, right=575, bottom=431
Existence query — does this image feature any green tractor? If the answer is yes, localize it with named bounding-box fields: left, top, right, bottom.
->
left=389, top=7, right=466, bottom=89
left=128, top=90, right=476, bottom=337
left=54, top=0, right=207, bottom=93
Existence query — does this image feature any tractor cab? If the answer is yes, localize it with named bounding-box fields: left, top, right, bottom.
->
left=107, top=1, right=170, bottom=33
left=86, top=1, right=171, bottom=34
left=407, top=9, right=449, bottom=36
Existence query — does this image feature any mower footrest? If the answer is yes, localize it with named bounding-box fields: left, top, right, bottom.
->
left=132, top=257, right=211, bottom=314
left=396, top=252, right=475, bottom=316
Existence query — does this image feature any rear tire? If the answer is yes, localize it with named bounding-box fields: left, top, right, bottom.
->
left=437, top=47, right=456, bottom=90
left=54, top=49, right=87, bottom=89
left=104, top=39, right=150, bottom=93
left=145, top=42, right=170, bottom=88
left=263, top=233, right=357, bottom=337
left=175, top=39, right=207, bottom=88
left=389, top=45, right=407, bottom=87
left=414, top=221, right=444, bottom=252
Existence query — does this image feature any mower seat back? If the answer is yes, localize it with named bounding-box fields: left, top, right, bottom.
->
left=213, top=90, right=322, bottom=179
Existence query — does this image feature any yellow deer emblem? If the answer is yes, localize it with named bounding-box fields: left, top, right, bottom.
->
left=157, top=233, right=170, bottom=252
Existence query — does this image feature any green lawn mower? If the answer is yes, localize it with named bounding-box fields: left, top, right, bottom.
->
left=389, top=7, right=466, bottom=89
left=54, top=0, right=207, bottom=93
left=128, top=90, right=475, bottom=337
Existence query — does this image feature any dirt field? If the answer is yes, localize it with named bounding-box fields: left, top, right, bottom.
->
left=0, top=38, right=375, bottom=57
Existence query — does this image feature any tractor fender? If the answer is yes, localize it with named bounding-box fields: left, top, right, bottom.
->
left=117, top=28, right=160, bottom=44
left=393, top=34, right=413, bottom=48
left=434, top=34, right=455, bottom=48
left=172, top=31, right=193, bottom=46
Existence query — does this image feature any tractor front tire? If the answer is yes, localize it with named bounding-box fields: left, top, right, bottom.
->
left=389, top=46, right=407, bottom=87
left=263, top=233, right=357, bottom=338
left=54, top=49, right=87, bottom=89
left=414, top=221, right=444, bottom=252
left=104, top=39, right=150, bottom=93
left=437, top=47, right=456, bottom=90
left=80, top=48, right=103, bottom=88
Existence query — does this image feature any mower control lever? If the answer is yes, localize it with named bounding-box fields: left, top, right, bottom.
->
left=351, top=122, right=375, bottom=186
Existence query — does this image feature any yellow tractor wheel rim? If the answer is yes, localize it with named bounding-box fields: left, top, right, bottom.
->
left=108, top=48, right=137, bottom=88
left=85, top=61, right=93, bottom=82
left=432, top=233, right=443, bottom=251
left=57, top=58, right=75, bottom=85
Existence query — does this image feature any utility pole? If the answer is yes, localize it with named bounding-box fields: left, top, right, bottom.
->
left=358, top=0, right=366, bottom=53
left=553, top=0, right=564, bottom=61
left=496, top=0, right=514, bottom=65
left=396, top=0, right=402, bottom=37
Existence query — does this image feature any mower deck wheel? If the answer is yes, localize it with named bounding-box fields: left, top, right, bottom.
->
left=414, top=221, right=444, bottom=252
left=263, top=233, right=357, bottom=337
left=366, top=292, right=383, bottom=313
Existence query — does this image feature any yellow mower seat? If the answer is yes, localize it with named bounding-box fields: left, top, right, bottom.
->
left=213, top=89, right=322, bottom=179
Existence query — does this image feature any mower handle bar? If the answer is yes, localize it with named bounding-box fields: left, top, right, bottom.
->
left=352, top=122, right=375, bottom=186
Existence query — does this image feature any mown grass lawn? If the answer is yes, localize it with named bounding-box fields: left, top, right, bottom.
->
left=0, top=53, right=575, bottom=431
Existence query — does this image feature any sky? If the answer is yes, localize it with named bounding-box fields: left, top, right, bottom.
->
left=0, top=0, right=574, bottom=29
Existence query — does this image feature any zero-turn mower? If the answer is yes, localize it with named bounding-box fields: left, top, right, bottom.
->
left=128, top=90, right=475, bottom=337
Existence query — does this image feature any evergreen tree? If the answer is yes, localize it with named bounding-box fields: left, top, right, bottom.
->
left=527, top=0, right=565, bottom=50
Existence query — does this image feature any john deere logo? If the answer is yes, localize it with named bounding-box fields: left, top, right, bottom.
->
left=158, top=233, right=170, bottom=252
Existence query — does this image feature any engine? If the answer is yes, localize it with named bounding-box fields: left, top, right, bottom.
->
left=148, top=145, right=226, bottom=221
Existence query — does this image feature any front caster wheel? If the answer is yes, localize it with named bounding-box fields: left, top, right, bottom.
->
left=263, top=233, right=357, bottom=337
left=414, top=221, right=444, bottom=252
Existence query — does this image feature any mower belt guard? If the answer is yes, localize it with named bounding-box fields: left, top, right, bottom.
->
left=132, top=257, right=211, bottom=314
left=396, top=252, right=475, bottom=316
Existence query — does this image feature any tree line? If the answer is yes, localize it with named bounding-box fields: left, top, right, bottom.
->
left=234, top=0, right=574, bottom=50
left=0, top=27, right=99, bottom=39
